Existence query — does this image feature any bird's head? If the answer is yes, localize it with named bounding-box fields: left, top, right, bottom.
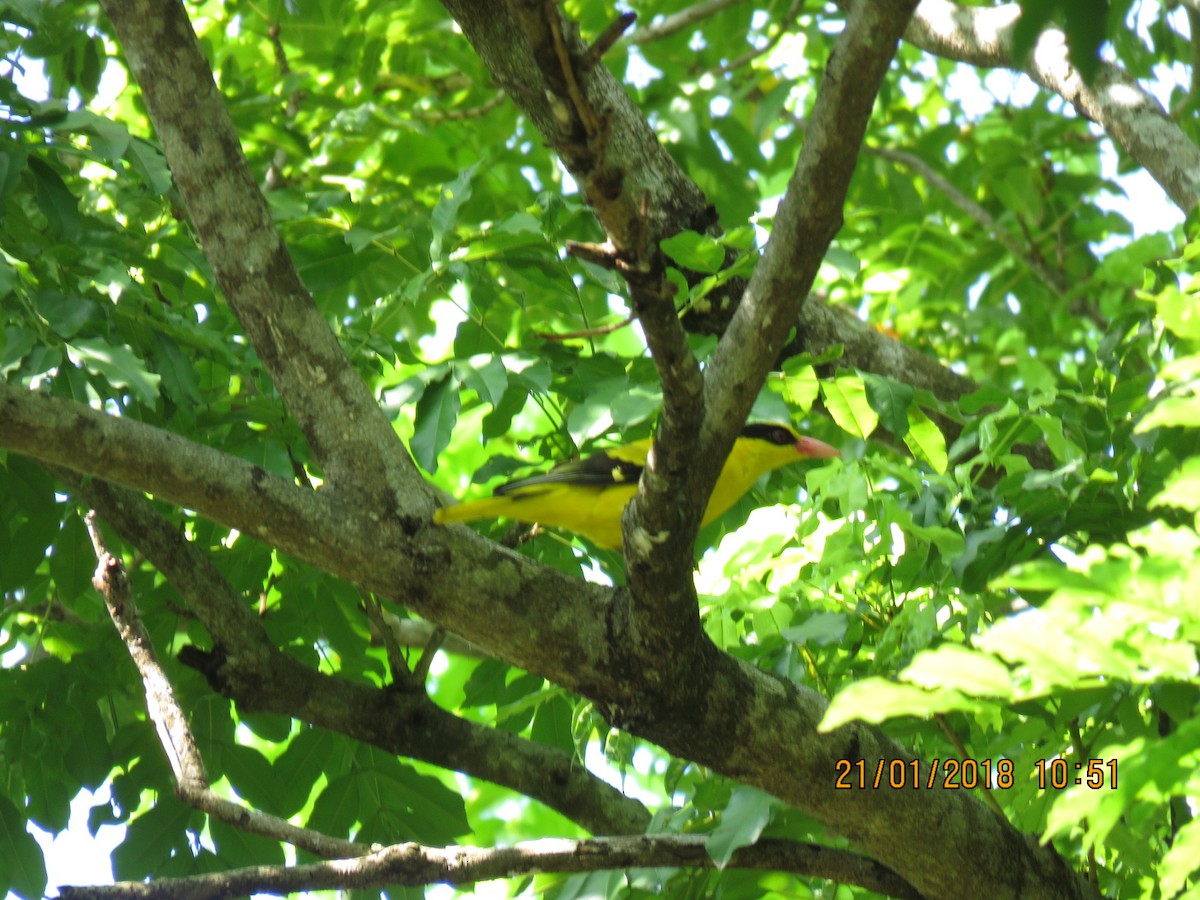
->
left=742, top=422, right=840, bottom=460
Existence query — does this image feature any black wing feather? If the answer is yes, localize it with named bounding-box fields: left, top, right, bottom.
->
left=493, top=450, right=644, bottom=496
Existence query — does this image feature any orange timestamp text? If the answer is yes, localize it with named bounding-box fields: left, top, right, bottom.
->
left=834, top=758, right=1119, bottom=791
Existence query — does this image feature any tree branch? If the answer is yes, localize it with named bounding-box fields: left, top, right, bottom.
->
left=624, top=0, right=748, bottom=47
left=5, top=354, right=1087, bottom=898
left=897, top=0, right=1200, bottom=212
left=97, top=0, right=429, bottom=515
left=60, top=835, right=922, bottom=900
left=868, top=145, right=1107, bottom=330
left=442, top=0, right=719, bottom=258
left=75, top=474, right=652, bottom=837
left=695, top=0, right=921, bottom=533
left=85, top=512, right=364, bottom=859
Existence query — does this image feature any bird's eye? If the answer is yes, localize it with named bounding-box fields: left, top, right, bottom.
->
left=772, top=428, right=792, bottom=446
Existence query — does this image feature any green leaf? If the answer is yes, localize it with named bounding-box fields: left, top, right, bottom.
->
left=37, top=291, right=97, bottom=339
left=2, top=326, right=37, bottom=377
left=27, top=157, right=82, bottom=240
left=0, top=147, right=30, bottom=208
left=1160, top=816, right=1200, bottom=896
left=820, top=375, right=878, bottom=439
left=660, top=230, right=725, bottom=274
left=113, top=801, right=193, bottom=879
left=0, top=793, right=47, bottom=900
left=781, top=612, right=848, bottom=646
left=430, top=161, right=480, bottom=262
left=821, top=679, right=982, bottom=730
left=707, top=787, right=775, bottom=869
left=222, top=744, right=286, bottom=813
left=125, top=137, right=173, bottom=194
left=903, top=407, right=948, bottom=473
left=411, top=374, right=461, bottom=474
left=1136, top=397, right=1200, bottom=432
left=1151, top=283, right=1200, bottom=341
left=823, top=245, right=860, bottom=279
left=67, top=337, right=162, bottom=405
left=1149, top=457, right=1200, bottom=511
left=903, top=645, right=1014, bottom=699
left=776, top=364, right=819, bottom=414
left=862, top=372, right=913, bottom=437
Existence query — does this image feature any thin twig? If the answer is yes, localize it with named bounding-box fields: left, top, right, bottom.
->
left=362, top=592, right=411, bottom=684
left=59, top=834, right=923, bottom=900
left=532, top=314, right=635, bottom=340
left=411, top=625, right=446, bottom=683
left=84, top=511, right=364, bottom=861
left=565, top=238, right=621, bottom=268
left=717, top=0, right=803, bottom=74
left=583, top=11, right=637, bottom=67
left=263, top=21, right=306, bottom=191
left=546, top=0, right=601, bottom=134
left=624, top=0, right=748, bottom=46
left=414, top=92, right=506, bottom=122
left=935, top=713, right=1007, bottom=820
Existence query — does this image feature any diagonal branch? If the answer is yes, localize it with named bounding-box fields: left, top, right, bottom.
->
left=896, top=0, right=1200, bottom=212
left=6, top=304, right=1091, bottom=900
left=0, top=383, right=616, bottom=702
left=97, top=0, right=428, bottom=514
left=75, top=475, right=652, bottom=837
left=624, top=0, right=748, bottom=46
left=85, top=511, right=364, bottom=860
left=651, top=0, right=920, bottom=576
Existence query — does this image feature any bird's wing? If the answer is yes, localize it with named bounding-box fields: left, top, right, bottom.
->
left=494, top=438, right=650, bottom=496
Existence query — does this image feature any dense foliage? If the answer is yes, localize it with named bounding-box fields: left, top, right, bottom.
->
left=3, top=0, right=1200, bottom=898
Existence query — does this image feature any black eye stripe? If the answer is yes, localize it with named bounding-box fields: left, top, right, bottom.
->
left=740, top=422, right=798, bottom=446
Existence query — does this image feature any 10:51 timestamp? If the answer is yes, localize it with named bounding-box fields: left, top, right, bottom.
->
left=1036, top=758, right=1118, bottom=789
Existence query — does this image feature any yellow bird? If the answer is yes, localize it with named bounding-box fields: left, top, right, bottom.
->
left=433, top=422, right=840, bottom=550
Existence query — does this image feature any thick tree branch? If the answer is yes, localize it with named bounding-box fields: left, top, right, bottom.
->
left=74, top=473, right=651, bottom=837
left=897, top=0, right=1200, bottom=212
left=428, top=4, right=1095, bottom=896
left=97, top=0, right=429, bottom=516
left=686, top=0, right=920, bottom=551
left=442, top=0, right=718, bottom=261
left=59, top=835, right=922, bottom=900
left=0, top=382, right=615, bottom=696
left=4, top=355, right=1089, bottom=898
left=1, top=383, right=350, bottom=575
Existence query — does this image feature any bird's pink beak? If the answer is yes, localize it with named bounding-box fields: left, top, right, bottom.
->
left=796, top=436, right=841, bottom=459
